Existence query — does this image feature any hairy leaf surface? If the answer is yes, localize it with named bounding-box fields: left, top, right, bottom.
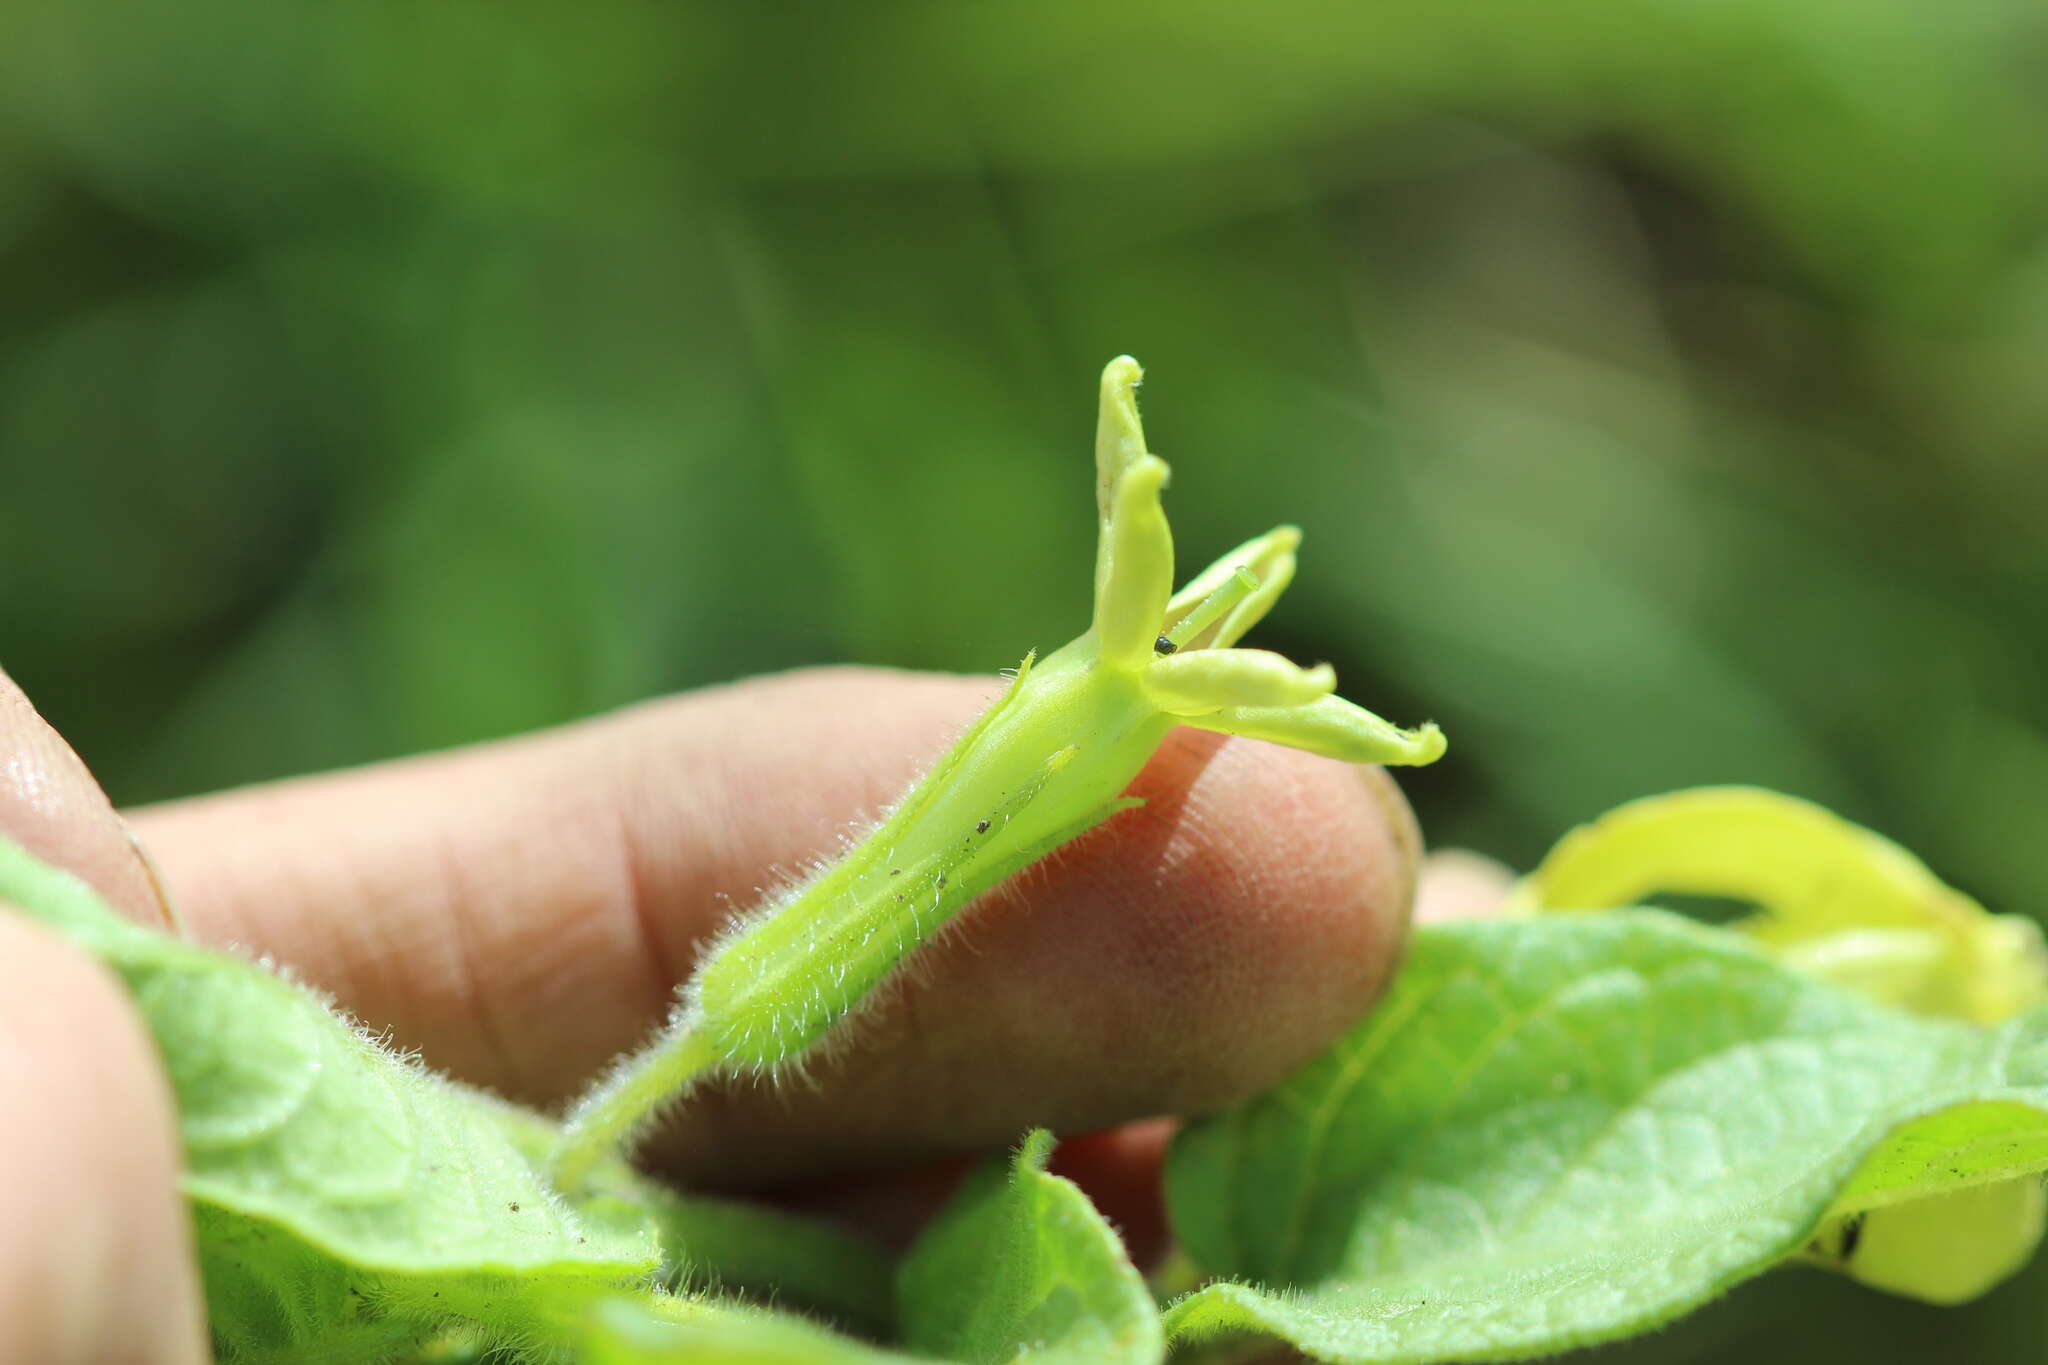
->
left=898, top=1129, right=1164, bottom=1365
left=649, top=1189, right=895, bottom=1337
left=476, top=1090, right=895, bottom=1335
left=0, top=837, right=657, bottom=1357
left=581, top=1296, right=932, bottom=1364
left=1163, top=913, right=2048, bottom=1364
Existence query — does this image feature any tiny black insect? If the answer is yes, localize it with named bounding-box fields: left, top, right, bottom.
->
left=1838, top=1213, right=1865, bottom=1260
left=976, top=819, right=991, bottom=834
left=937, top=876, right=949, bottom=888
left=1154, top=635, right=1177, bottom=655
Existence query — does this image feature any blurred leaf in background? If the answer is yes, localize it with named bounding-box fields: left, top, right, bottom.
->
left=4, top=3, right=2047, bottom=1358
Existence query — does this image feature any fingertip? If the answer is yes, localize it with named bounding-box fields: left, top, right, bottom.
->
left=0, top=911, right=209, bottom=1365
left=658, top=710, right=1428, bottom=1184
left=1355, top=762, right=1425, bottom=933
left=1415, top=849, right=1516, bottom=925
left=1057, top=731, right=1421, bottom=1112
left=133, top=663, right=1430, bottom=1195
left=0, top=670, right=175, bottom=929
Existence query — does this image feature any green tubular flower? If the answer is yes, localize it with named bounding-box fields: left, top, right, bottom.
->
left=551, top=356, right=1444, bottom=1188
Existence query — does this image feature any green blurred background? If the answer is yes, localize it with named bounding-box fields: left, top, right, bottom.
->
left=4, top=1, right=2046, bottom=1357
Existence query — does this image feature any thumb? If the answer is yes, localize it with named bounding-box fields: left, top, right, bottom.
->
left=0, top=910, right=209, bottom=1365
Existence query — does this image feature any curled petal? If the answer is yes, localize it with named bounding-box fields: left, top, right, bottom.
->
left=1142, top=649, right=1335, bottom=716
left=1095, top=356, right=1149, bottom=526
left=1182, top=693, right=1448, bottom=766
left=1166, top=525, right=1301, bottom=650
left=1509, top=786, right=2048, bottom=1024
left=1094, top=455, right=1175, bottom=668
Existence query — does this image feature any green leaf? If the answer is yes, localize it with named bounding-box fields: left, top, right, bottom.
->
left=1512, top=787, right=2048, bottom=1309
left=898, top=1129, right=1165, bottom=1365
left=580, top=1295, right=932, bottom=1364
left=1162, top=912, right=2048, bottom=1364
left=647, top=1188, right=895, bottom=1337
left=0, top=837, right=657, bottom=1359
left=456, top=1088, right=896, bottom=1335
left=1836, top=1096, right=2048, bottom=1211
left=1800, top=1076, right=2048, bottom=1306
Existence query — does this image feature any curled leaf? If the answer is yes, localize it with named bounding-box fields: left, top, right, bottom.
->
left=899, top=1130, right=1164, bottom=1365
left=1512, top=786, right=2048, bottom=1025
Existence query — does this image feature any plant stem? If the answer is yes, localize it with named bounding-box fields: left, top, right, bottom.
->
left=551, top=1022, right=720, bottom=1191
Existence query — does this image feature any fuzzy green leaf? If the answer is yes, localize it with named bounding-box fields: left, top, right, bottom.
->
left=648, top=1189, right=896, bottom=1337
left=580, top=1296, right=932, bottom=1364
left=1162, top=912, right=2048, bottom=1364
left=898, top=1130, right=1164, bottom=1365
left=0, top=837, right=657, bottom=1359
left=469, top=1093, right=896, bottom=1335
left=1835, top=1098, right=2048, bottom=1211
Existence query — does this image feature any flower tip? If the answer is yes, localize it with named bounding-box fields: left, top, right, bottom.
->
left=1412, top=722, right=1448, bottom=765
left=1095, top=356, right=1154, bottom=523
left=1123, top=452, right=1170, bottom=495
left=1099, top=358, right=1145, bottom=437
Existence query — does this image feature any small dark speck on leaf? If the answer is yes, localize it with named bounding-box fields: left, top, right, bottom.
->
left=508, top=1202, right=520, bottom=1212
left=976, top=820, right=991, bottom=833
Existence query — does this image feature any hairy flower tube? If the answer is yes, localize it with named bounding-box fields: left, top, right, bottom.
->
left=551, top=356, right=1445, bottom=1187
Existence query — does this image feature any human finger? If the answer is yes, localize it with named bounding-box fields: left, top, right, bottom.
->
left=0, top=670, right=173, bottom=928
left=0, top=912, right=209, bottom=1365
left=1414, top=848, right=1515, bottom=924
left=134, top=666, right=1423, bottom=1184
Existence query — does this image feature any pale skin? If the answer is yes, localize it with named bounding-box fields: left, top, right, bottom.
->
left=0, top=658, right=1513, bottom=1364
